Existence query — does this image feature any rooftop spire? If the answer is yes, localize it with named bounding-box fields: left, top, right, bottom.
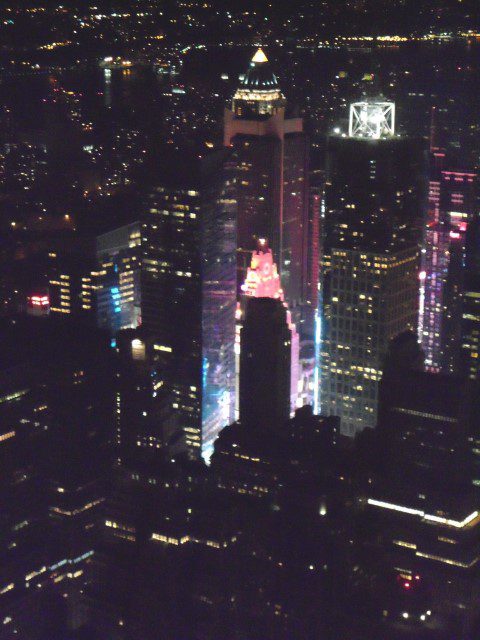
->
left=251, top=48, right=268, bottom=64
left=231, top=48, right=285, bottom=120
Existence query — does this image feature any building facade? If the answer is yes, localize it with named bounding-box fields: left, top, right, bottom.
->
left=321, top=99, right=425, bottom=435
left=421, top=161, right=477, bottom=374
left=141, top=149, right=237, bottom=461
left=224, top=49, right=310, bottom=316
left=95, top=222, right=142, bottom=334
left=239, top=242, right=300, bottom=414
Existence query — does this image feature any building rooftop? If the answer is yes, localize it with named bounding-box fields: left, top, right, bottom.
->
left=239, top=48, right=280, bottom=91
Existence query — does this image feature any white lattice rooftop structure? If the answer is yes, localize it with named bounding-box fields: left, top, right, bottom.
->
left=348, top=100, right=395, bottom=139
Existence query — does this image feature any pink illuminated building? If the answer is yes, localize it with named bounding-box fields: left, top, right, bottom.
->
left=237, top=243, right=300, bottom=416
left=421, top=162, right=477, bottom=373
left=240, top=239, right=284, bottom=301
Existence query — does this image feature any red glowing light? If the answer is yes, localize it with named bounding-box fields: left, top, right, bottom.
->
left=29, top=295, right=49, bottom=307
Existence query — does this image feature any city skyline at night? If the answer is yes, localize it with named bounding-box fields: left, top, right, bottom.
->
left=0, top=2, right=479, bottom=639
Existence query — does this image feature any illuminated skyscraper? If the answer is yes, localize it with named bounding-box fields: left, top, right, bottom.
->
left=421, top=163, right=477, bottom=374
left=321, top=98, right=425, bottom=436
left=95, top=222, right=142, bottom=334
left=462, top=282, right=480, bottom=381
left=461, top=217, right=480, bottom=381
left=239, top=242, right=300, bottom=414
left=224, top=49, right=310, bottom=315
left=48, top=223, right=142, bottom=334
left=141, top=149, right=237, bottom=461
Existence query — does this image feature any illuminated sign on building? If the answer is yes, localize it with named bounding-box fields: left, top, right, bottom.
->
left=27, top=294, right=50, bottom=316
left=29, top=295, right=49, bottom=307
left=240, top=242, right=284, bottom=301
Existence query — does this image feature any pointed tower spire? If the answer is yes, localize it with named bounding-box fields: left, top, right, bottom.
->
left=252, top=48, right=268, bottom=64
left=230, top=49, right=285, bottom=120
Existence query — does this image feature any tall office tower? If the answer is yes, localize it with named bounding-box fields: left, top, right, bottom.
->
left=419, top=143, right=446, bottom=367
left=462, top=280, right=480, bottom=381
left=309, top=174, right=325, bottom=413
left=95, top=222, right=142, bottom=334
left=113, top=332, right=171, bottom=466
left=224, top=49, right=309, bottom=315
left=49, top=224, right=142, bottom=334
left=462, top=218, right=480, bottom=381
left=240, top=297, right=291, bottom=429
left=239, top=242, right=300, bottom=414
left=321, top=98, right=425, bottom=436
left=421, top=162, right=477, bottom=374
left=141, top=149, right=237, bottom=462
left=307, top=175, right=323, bottom=316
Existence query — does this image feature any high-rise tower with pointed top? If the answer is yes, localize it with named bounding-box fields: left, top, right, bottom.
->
left=224, top=49, right=312, bottom=322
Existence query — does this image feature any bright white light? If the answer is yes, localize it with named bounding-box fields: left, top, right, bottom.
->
left=420, top=615, right=426, bottom=621
left=252, top=48, right=268, bottom=64
left=368, top=500, right=479, bottom=530
left=367, top=499, right=423, bottom=517
left=423, top=511, right=479, bottom=528
left=402, top=612, right=409, bottom=619
left=349, top=101, right=395, bottom=139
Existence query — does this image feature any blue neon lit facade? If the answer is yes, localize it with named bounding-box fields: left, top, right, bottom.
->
left=96, top=222, right=142, bottom=335
left=201, top=156, right=237, bottom=462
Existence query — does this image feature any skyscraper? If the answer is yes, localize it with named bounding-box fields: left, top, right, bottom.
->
left=240, top=297, right=291, bottom=429
left=224, top=49, right=310, bottom=315
left=48, top=223, right=142, bottom=334
left=95, top=222, right=142, bottom=334
left=239, top=241, right=300, bottom=414
left=462, top=282, right=480, bottom=381
left=461, top=216, right=480, bottom=381
left=321, top=98, right=425, bottom=436
left=421, top=158, right=477, bottom=374
left=141, top=149, right=237, bottom=461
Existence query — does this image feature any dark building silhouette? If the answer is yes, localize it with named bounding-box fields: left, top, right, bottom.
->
left=378, top=332, right=477, bottom=491
left=0, top=317, right=113, bottom=639
left=240, top=297, right=291, bottom=429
